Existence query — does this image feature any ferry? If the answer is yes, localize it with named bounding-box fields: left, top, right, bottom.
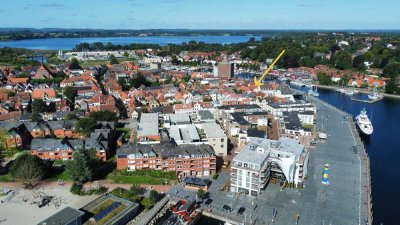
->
left=355, top=108, right=373, bottom=135
left=290, top=80, right=306, bottom=87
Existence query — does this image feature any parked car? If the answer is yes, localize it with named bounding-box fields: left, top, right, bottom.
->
left=223, top=205, right=233, bottom=212
left=205, top=199, right=213, bottom=205
left=238, top=207, right=245, bottom=215
left=222, top=160, right=229, bottom=168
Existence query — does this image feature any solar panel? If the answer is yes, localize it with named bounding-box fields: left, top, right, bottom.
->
left=94, top=202, right=121, bottom=221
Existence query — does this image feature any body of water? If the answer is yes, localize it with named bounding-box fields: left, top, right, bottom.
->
left=0, top=35, right=262, bottom=50
left=295, top=86, right=400, bottom=225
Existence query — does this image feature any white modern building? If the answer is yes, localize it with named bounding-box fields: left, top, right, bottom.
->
left=230, top=137, right=308, bottom=196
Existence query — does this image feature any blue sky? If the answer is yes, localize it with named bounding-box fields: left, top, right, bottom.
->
left=1, top=0, right=399, bottom=29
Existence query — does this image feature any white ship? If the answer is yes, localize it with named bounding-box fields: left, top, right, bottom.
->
left=290, top=80, right=306, bottom=87
left=355, top=108, right=373, bottom=135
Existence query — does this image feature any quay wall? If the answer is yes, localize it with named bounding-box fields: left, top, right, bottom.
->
left=309, top=95, right=373, bottom=225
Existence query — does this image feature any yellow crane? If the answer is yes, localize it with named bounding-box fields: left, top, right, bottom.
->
left=253, top=50, right=285, bottom=86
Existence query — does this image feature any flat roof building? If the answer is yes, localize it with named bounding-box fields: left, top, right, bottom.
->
left=38, top=207, right=84, bottom=225
left=231, top=137, right=308, bottom=196
left=137, top=113, right=160, bottom=144
left=202, top=122, right=228, bottom=156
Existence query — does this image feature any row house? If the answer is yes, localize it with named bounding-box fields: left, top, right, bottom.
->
left=31, top=122, right=115, bottom=161
left=0, top=122, right=32, bottom=148
left=116, top=143, right=216, bottom=177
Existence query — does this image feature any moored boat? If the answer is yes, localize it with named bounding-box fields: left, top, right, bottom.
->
left=355, top=108, right=373, bottom=135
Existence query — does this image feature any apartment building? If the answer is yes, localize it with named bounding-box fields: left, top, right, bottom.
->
left=230, top=137, right=308, bottom=196
left=116, top=143, right=216, bottom=177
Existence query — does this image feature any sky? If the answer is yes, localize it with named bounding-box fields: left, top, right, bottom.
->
left=1, top=0, right=399, bottom=30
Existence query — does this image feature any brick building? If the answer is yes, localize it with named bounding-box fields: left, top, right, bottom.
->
left=217, top=61, right=234, bottom=79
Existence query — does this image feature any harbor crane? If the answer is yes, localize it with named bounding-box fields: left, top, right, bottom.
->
left=253, top=50, right=285, bottom=86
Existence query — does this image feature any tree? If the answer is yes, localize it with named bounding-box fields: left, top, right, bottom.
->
left=130, top=184, right=145, bottom=196
left=334, top=50, right=352, bottom=70
left=10, top=155, right=45, bottom=189
left=66, top=151, right=92, bottom=185
left=89, top=111, right=117, bottom=121
left=352, top=55, right=366, bottom=70
left=0, top=128, right=8, bottom=165
left=69, top=58, right=82, bottom=70
left=141, top=197, right=155, bottom=209
left=317, top=72, right=332, bottom=86
left=31, top=99, right=47, bottom=121
left=299, top=56, right=315, bottom=68
left=76, top=118, right=97, bottom=136
left=109, top=54, right=119, bottom=65
left=149, top=190, right=158, bottom=201
left=383, top=62, right=400, bottom=94
left=330, top=44, right=341, bottom=54
left=123, top=51, right=129, bottom=57
left=64, top=86, right=78, bottom=109
left=197, top=188, right=206, bottom=200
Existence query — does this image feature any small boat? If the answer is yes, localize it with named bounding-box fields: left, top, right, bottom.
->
left=355, top=108, right=373, bottom=135
left=336, top=88, right=345, bottom=93
left=343, top=89, right=354, bottom=96
left=308, top=87, right=319, bottom=97
left=368, top=88, right=382, bottom=100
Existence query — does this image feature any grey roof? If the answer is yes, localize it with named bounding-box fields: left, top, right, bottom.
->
left=170, top=124, right=200, bottom=144
left=117, top=142, right=215, bottom=158
left=234, top=137, right=305, bottom=166
left=217, top=104, right=261, bottom=110
left=234, top=138, right=271, bottom=166
left=169, top=113, right=191, bottom=125
left=38, top=206, right=84, bottom=225
left=183, top=177, right=211, bottom=186
left=138, top=113, right=159, bottom=136
left=202, top=123, right=226, bottom=139
left=198, top=110, right=215, bottom=121
left=247, top=129, right=267, bottom=138
left=282, top=112, right=304, bottom=131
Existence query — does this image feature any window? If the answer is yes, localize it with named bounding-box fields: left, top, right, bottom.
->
left=221, top=138, right=224, bottom=142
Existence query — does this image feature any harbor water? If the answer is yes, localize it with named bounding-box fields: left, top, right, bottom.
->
left=297, top=86, right=400, bottom=225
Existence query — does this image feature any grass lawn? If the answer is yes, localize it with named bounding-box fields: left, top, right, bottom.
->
left=304, top=124, right=315, bottom=133
left=47, top=170, right=72, bottom=182
left=80, top=60, right=110, bottom=67
left=97, top=204, right=126, bottom=225
left=107, top=174, right=175, bottom=185
left=90, top=199, right=115, bottom=215
left=0, top=173, right=16, bottom=182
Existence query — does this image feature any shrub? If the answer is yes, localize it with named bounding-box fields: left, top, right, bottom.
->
left=212, top=173, right=219, bottom=180
left=70, top=183, right=83, bottom=195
